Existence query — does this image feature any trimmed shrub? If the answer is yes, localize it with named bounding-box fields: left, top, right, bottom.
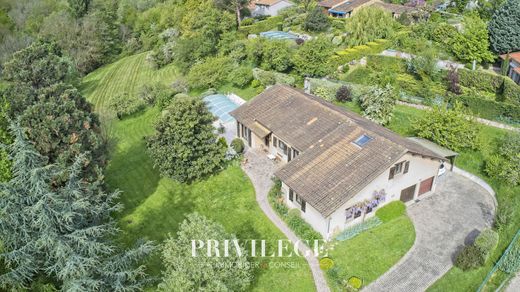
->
left=347, top=276, right=363, bottom=290
left=484, top=132, right=520, bottom=186
left=313, top=86, right=335, bottom=102
left=455, top=245, right=484, bottom=271
left=286, top=209, right=322, bottom=243
left=253, top=68, right=295, bottom=86
left=503, top=78, right=520, bottom=104
left=231, top=138, right=245, bottom=154
left=319, top=257, right=334, bottom=270
left=268, top=178, right=288, bottom=217
left=458, top=69, right=503, bottom=93
left=108, top=93, right=146, bottom=119
left=332, top=39, right=390, bottom=66
left=376, top=201, right=406, bottom=223
left=336, top=85, right=352, bottom=102
left=241, top=18, right=254, bottom=26
left=448, top=94, right=520, bottom=122
left=474, top=229, right=499, bottom=263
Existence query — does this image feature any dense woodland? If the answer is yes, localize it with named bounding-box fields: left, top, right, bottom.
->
left=0, top=0, right=519, bottom=291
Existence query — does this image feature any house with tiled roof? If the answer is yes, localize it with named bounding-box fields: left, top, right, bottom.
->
left=250, top=0, right=294, bottom=17
left=318, top=0, right=422, bottom=18
left=230, top=85, right=445, bottom=238
left=500, top=52, right=520, bottom=85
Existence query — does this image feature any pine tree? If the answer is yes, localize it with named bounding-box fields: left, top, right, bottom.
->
left=0, top=124, right=154, bottom=290
left=488, top=0, right=520, bottom=54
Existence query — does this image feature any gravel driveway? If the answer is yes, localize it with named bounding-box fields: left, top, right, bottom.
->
left=365, top=173, right=495, bottom=292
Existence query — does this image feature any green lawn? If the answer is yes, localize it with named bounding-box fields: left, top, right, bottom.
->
left=82, top=53, right=315, bottom=291
left=326, top=216, right=415, bottom=291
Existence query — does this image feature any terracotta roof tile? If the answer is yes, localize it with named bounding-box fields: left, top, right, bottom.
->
left=230, top=85, right=444, bottom=216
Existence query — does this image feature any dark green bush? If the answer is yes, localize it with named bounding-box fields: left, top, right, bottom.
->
left=231, top=138, right=245, bottom=154
left=375, top=201, right=406, bottom=223
left=455, top=245, right=484, bottom=271
left=286, top=209, right=322, bottom=243
left=336, top=85, right=352, bottom=102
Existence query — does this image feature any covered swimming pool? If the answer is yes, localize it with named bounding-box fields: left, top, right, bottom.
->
left=260, top=31, right=298, bottom=40
left=203, top=94, right=239, bottom=123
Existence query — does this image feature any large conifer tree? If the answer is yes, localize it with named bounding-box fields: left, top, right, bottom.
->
left=489, top=0, right=520, bottom=54
left=0, top=125, right=154, bottom=291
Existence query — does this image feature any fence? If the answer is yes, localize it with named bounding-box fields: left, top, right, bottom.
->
left=477, top=229, right=520, bottom=292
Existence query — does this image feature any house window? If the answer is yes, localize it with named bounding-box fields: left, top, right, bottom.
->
left=345, top=207, right=353, bottom=221
left=294, top=194, right=306, bottom=212
left=278, top=140, right=288, bottom=155
left=389, top=161, right=410, bottom=180
left=293, top=150, right=299, bottom=157
left=273, top=136, right=278, bottom=147
left=289, top=189, right=294, bottom=202
left=365, top=205, right=373, bottom=214
left=353, top=207, right=362, bottom=218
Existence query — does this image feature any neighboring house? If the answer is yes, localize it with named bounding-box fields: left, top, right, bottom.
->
left=319, top=0, right=379, bottom=18
left=250, top=0, right=294, bottom=17
left=230, top=85, right=445, bottom=238
left=319, top=0, right=421, bottom=18
left=500, top=52, right=520, bottom=85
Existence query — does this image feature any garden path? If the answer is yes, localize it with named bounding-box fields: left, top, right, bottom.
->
left=365, top=172, right=495, bottom=292
left=241, top=149, right=330, bottom=292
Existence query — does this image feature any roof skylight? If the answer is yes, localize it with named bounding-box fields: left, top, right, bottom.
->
left=353, top=134, right=373, bottom=147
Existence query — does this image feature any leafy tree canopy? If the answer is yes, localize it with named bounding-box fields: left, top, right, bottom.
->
left=292, top=38, right=333, bottom=77
left=158, top=213, right=252, bottom=291
left=346, top=7, right=398, bottom=46
left=359, top=85, right=396, bottom=125
left=451, top=14, right=494, bottom=64
left=304, top=7, right=330, bottom=32
left=147, top=96, right=227, bottom=183
left=488, top=0, right=520, bottom=54
left=3, top=40, right=77, bottom=89
left=413, top=101, right=480, bottom=151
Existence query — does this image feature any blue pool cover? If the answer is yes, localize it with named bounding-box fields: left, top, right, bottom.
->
left=203, top=94, right=239, bottom=123
left=260, top=31, right=298, bottom=40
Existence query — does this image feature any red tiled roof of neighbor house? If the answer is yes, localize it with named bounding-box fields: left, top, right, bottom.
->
left=230, top=85, right=445, bottom=216
left=332, top=0, right=374, bottom=13
left=500, top=52, right=520, bottom=63
left=254, top=0, right=285, bottom=6
left=318, top=0, right=348, bottom=8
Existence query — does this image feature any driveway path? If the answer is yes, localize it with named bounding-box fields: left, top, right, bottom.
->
left=365, top=173, right=495, bottom=292
left=241, top=149, right=330, bottom=292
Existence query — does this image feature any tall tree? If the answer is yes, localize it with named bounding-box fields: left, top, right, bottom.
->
left=3, top=40, right=77, bottom=89
left=451, top=14, right=494, bottom=64
left=303, top=7, right=330, bottom=32
left=292, top=38, right=334, bottom=77
left=346, top=6, right=397, bottom=46
left=67, top=0, right=90, bottom=18
left=158, top=213, right=252, bottom=291
left=0, top=125, right=154, bottom=290
left=147, top=96, right=227, bottom=183
left=214, top=0, right=250, bottom=27
left=488, top=0, right=520, bottom=54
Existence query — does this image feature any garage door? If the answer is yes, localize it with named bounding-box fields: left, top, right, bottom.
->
left=419, top=176, right=434, bottom=196
left=400, top=184, right=416, bottom=203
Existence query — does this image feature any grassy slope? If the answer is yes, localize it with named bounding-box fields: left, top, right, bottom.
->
left=81, top=53, right=314, bottom=291
left=327, top=216, right=415, bottom=291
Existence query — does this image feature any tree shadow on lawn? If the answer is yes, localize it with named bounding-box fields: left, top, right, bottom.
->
left=106, top=139, right=161, bottom=218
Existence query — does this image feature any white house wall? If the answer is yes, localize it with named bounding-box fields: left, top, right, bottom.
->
left=253, top=1, right=293, bottom=16
left=281, top=153, right=442, bottom=239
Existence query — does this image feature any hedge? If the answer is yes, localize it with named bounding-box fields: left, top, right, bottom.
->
left=447, top=94, right=520, bottom=122
left=458, top=69, right=520, bottom=104
left=238, top=16, right=283, bottom=35
left=331, top=39, right=391, bottom=66
left=474, top=229, right=499, bottom=263
left=366, top=55, right=407, bottom=73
